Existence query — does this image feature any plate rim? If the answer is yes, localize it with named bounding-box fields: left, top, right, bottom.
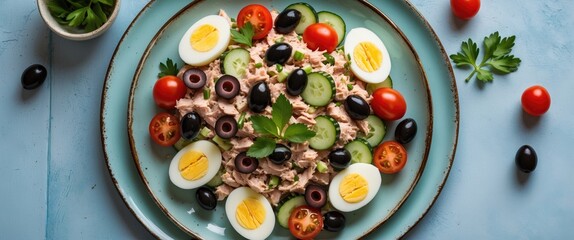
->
left=126, top=0, right=434, bottom=238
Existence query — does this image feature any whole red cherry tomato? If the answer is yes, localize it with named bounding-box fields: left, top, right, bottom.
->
left=371, top=88, right=407, bottom=121
left=521, top=85, right=551, bottom=116
left=153, top=76, right=187, bottom=109
left=303, top=23, right=338, bottom=52
left=450, top=0, right=481, bottom=20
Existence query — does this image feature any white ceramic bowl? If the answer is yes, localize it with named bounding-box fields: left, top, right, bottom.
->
left=37, top=0, right=120, bottom=41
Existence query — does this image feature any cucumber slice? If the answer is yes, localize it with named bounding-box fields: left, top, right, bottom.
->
left=366, top=75, right=394, bottom=94
left=277, top=195, right=306, bottom=228
left=222, top=48, right=250, bottom=79
left=318, top=11, right=346, bottom=45
left=345, top=138, right=373, bottom=164
left=173, top=137, right=194, bottom=151
left=362, top=115, right=387, bottom=147
left=285, top=2, right=318, bottom=34
left=301, top=72, right=335, bottom=107
left=309, top=116, right=340, bottom=150
left=205, top=168, right=224, bottom=188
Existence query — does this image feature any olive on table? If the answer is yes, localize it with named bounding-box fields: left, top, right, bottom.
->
left=274, top=9, right=301, bottom=34
left=286, top=68, right=308, bottom=96
left=323, top=211, right=346, bottom=232
left=182, top=68, right=207, bottom=89
left=328, top=148, right=351, bottom=170
left=265, top=43, right=293, bottom=66
left=235, top=152, right=259, bottom=174
left=305, top=184, right=327, bottom=209
left=196, top=186, right=217, bottom=210
left=395, top=118, right=417, bottom=144
left=344, top=95, right=370, bottom=120
left=215, top=75, right=240, bottom=100
left=248, top=81, right=271, bottom=113
left=268, top=144, right=291, bottom=164
left=516, top=145, right=537, bottom=173
left=21, top=64, right=47, bottom=90
left=180, top=112, right=202, bottom=140
left=215, top=115, right=238, bottom=139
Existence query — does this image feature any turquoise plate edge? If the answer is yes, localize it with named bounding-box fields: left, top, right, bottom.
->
left=100, top=0, right=459, bottom=239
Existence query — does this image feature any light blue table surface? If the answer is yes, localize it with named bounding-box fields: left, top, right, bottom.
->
left=1, top=0, right=573, bottom=239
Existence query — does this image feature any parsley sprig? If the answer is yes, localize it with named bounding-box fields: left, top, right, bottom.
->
left=450, top=32, right=521, bottom=82
left=231, top=22, right=255, bottom=47
left=158, top=58, right=179, bottom=77
left=247, top=94, right=316, bottom=158
left=47, top=0, right=115, bottom=32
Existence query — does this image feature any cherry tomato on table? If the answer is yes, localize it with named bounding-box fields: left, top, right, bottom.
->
left=373, top=141, right=407, bottom=174
left=153, top=75, right=187, bottom=109
left=521, top=85, right=551, bottom=116
left=303, top=23, right=338, bottom=52
left=288, top=205, right=323, bottom=240
left=237, top=4, right=273, bottom=40
left=450, top=0, right=481, bottom=20
left=371, top=88, right=407, bottom=121
left=149, top=112, right=181, bottom=147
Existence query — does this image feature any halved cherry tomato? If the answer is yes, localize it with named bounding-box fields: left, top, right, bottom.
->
left=371, top=88, right=407, bottom=121
left=450, top=0, right=480, bottom=20
left=148, top=112, right=181, bottom=146
left=303, top=23, right=338, bottom=52
left=288, top=205, right=323, bottom=240
left=237, top=4, right=273, bottom=40
left=373, top=141, right=407, bottom=174
left=153, top=76, right=187, bottom=109
left=521, top=85, right=551, bottom=116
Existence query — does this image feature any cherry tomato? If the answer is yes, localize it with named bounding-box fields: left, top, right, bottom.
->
left=237, top=4, right=273, bottom=40
left=371, top=88, right=407, bottom=121
left=288, top=206, right=323, bottom=240
left=450, top=0, right=480, bottom=20
left=153, top=76, right=187, bottom=109
left=521, top=85, right=551, bottom=116
left=148, top=112, right=181, bottom=146
left=373, top=141, right=407, bottom=174
left=303, top=23, right=338, bottom=52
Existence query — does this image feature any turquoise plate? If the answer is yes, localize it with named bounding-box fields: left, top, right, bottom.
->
left=101, top=0, right=458, bottom=239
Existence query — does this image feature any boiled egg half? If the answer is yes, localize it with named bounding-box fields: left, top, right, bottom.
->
left=168, top=140, right=222, bottom=189
left=225, top=187, right=275, bottom=240
left=328, top=163, right=382, bottom=212
left=344, top=27, right=391, bottom=83
left=178, top=15, right=231, bottom=66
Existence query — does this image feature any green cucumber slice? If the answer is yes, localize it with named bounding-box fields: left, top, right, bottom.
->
left=366, top=75, right=394, bottom=94
left=318, top=11, right=346, bottom=45
left=301, top=72, right=335, bottom=107
left=277, top=195, right=306, bottom=228
left=309, top=115, right=340, bottom=150
left=345, top=138, right=373, bottom=164
left=222, top=48, right=250, bottom=79
left=362, top=115, right=387, bottom=147
left=285, top=2, right=318, bottom=34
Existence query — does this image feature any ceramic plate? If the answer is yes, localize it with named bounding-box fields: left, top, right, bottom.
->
left=101, top=0, right=458, bottom=239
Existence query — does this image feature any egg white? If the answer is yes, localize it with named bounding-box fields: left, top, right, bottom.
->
left=328, top=163, right=382, bottom=212
left=178, top=15, right=231, bottom=66
left=225, top=187, right=275, bottom=240
left=344, top=27, right=391, bottom=84
left=168, top=140, right=222, bottom=189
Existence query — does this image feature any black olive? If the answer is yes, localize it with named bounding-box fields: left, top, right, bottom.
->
left=248, top=81, right=271, bottom=113
left=323, top=211, right=346, bottom=232
left=196, top=187, right=217, bottom=210
left=268, top=144, right=291, bottom=165
left=274, top=9, right=301, bottom=34
left=215, top=115, right=238, bottom=139
left=21, top=64, right=47, bottom=90
left=516, top=145, right=537, bottom=173
left=215, top=75, right=240, bottom=100
left=286, top=68, right=307, bottom=96
left=305, top=184, right=327, bottom=209
left=329, top=148, right=351, bottom=170
left=395, top=118, right=417, bottom=144
left=344, top=95, right=370, bottom=120
left=235, top=152, right=259, bottom=174
left=180, top=112, right=202, bottom=140
left=182, top=68, right=207, bottom=89
left=265, top=43, right=292, bottom=66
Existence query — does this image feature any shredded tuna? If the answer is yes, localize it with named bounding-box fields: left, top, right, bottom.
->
left=247, top=174, right=268, bottom=193
left=264, top=189, right=283, bottom=206
left=215, top=184, right=234, bottom=200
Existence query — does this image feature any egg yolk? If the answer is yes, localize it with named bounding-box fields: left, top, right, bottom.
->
left=236, top=198, right=266, bottom=230
left=190, top=24, right=219, bottom=52
left=353, top=42, right=383, bottom=72
left=339, top=173, right=369, bottom=203
left=178, top=150, right=208, bottom=181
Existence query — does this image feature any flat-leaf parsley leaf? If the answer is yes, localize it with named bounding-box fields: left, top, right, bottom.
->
left=158, top=58, right=179, bottom=77
left=450, top=32, right=521, bottom=82
left=231, top=22, right=255, bottom=47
